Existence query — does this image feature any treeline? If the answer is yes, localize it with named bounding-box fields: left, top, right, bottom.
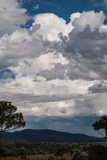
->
left=1, top=141, right=107, bottom=160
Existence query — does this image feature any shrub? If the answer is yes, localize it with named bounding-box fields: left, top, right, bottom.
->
left=48, top=155, right=55, bottom=160
left=88, top=144, right=107, bottom=160
left=72, top=151, right=87, bottom=160
left=21, top=155, right=27, bottom=160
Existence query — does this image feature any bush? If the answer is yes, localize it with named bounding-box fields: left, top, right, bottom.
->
left=21, top=155, right=27, bottom=160
left=48, top=155, right=55, bottom=160
left=72, top=151, right=87, bottom=160
left=0, top=147, right=8, bottom=157
left=55, top=149, right=64, bottom=158
left=88, top=144, right=107, bottom=160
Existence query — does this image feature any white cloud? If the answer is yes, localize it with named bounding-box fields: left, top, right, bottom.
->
left=0, top=28, right=46, bottom=69
left=99, top=24, right=107, bottom=33
left=32, top=13, right=73, bottom=41
left=10, top=29, right=30, bottom=43
left=0, top=0, right=28, bottom=36
left=11, top=51, right=69, bottom=76
left=1, top=76, right=95, bottom=96
left=72, top=11, right=106, bottom=32
left=70, top=12, right=81, bottom=22
left=1, top=7, right=107, bottom=122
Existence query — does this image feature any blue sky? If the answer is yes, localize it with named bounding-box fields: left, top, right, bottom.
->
left=0, top=69, right=16, bottom=79
left=1, top=0, right=107, bottom=136
left=18, top=0, right=107, bottom=30
left=21, top=0, right=107, bottom=23
left=22, top=0, right=93, bottom=20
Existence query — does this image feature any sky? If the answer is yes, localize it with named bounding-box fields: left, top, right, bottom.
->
left=1, top=0, right=107, bottom=136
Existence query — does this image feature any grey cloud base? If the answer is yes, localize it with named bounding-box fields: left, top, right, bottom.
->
left=25, top=115, right=100, bottom=136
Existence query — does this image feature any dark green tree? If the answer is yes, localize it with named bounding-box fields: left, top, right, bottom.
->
left=0, top=101, right=26, bottom=135
left=92, top=115, right=107, bottom=139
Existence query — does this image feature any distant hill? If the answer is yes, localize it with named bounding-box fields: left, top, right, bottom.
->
left=1, top=129, right=103, bottom=142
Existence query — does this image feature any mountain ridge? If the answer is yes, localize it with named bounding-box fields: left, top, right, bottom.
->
left=1, top=129, right=103, bottom=142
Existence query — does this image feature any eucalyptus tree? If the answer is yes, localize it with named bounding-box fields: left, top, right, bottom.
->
left=92, top=115, right=107, bottom=140
left=0, top=101, right=26, bottom=138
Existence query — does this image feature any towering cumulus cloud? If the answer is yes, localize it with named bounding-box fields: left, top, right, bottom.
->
left=1, top=0, right=107, bottom=135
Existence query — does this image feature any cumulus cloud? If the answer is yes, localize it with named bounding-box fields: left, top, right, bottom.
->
left=1, top=2, right=107, bottom=135
left=32, top=13, right=73, bottom=41
left=72, top=11, right=106, bottom=32
left=57, top=11, right=107, bottom=81
left=0, top=0, right=28, bottom=36
left=89, top=81, right=107, bottom=93
left=0, top=28, right=47, bottom=69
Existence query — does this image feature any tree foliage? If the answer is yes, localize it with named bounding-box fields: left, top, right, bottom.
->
left=0, top=100, right=26, bottom=132
left=92, top=115, right=107, bottom=139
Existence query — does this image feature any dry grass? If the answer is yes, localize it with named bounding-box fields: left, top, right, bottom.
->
left=0, top=155, right=49, bottom=160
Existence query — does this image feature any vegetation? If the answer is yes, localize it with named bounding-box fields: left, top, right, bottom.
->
left=92, top=115, right=107, bottom=139
left=71, top=151, right=88, bottom=160
left=0, top=100, right=26, bottom=136
left=88, top=144, right=107, bottom=160
left=1, top=103, right=107, bottom=160
left=0, top=141, right=107, bottom=160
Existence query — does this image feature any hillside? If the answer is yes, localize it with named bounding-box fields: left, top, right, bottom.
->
left=1, top=129, right=103, bottom=142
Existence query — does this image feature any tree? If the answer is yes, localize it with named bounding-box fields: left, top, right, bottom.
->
left=92, top=115, right=107, bottom=139
left=0, top=100, right=26, bottom=134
